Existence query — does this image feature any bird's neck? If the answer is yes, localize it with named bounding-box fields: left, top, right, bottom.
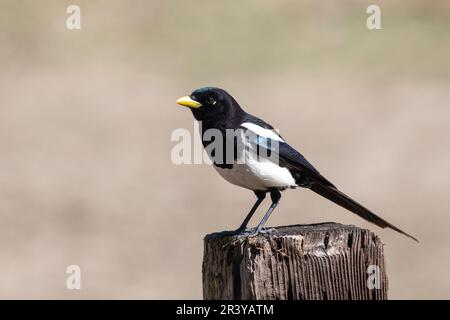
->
left=202, top=112, right=245, bottom=132
left=193, top=107, right=246, bottom=132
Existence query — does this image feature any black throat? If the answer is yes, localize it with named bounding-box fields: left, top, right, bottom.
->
left=191, top=101, right=246, bottom=134
left=190, top=97, right=247, bottom=169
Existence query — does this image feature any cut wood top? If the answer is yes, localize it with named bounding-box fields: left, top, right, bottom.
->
left=203, top=222, right=388, bottom=300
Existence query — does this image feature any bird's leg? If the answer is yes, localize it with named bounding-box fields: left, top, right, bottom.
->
left=234, top=191, right=266, bottom=233
left=254, top=190, right=281, bottom=234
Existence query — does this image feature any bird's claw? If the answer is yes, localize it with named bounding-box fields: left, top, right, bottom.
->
left=248, top=227, right=278, bottom=237
left=230, top=227, right=278, bottom=237
left=258, top=227, right=278, bottom=234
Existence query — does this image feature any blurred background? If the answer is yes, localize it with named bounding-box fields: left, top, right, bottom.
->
left=0, top=0, right=449, bottom=299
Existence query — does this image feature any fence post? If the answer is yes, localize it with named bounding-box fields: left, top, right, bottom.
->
left=202, top=222, right=388, bottom=300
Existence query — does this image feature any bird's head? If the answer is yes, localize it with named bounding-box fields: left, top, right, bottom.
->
left=176, top=87, right=243, bottom=122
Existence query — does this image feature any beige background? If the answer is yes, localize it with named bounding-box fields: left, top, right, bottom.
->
left=0, top=0, right=449, bottom=299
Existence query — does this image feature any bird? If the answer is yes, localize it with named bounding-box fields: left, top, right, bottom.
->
left=176, top=87, right=418, bottom=242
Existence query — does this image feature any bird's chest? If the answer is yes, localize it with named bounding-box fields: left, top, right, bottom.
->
left=213, top=156, right=296, bottom=191
left=210, top=132, right=296, bottom=191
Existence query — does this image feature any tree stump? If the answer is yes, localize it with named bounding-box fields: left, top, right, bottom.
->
left=202, top=222, right=388, bottom=300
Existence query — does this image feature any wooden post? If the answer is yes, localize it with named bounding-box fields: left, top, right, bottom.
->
left=202, top=222, right=388, bottom=300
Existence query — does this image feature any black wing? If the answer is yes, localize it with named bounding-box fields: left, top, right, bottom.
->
left=241, top=117, right=418, bottom=242
left=277, top=142, right=336, bottom=187
left=241, top=115, right=333, bottom=185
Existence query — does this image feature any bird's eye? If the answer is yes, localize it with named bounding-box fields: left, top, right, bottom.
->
left=206, top=96, right=216, bottom=105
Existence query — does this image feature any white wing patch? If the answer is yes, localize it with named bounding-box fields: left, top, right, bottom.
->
left=240, top=122, right=285, bottom=142
left=212, top=127, right=295, bottom=191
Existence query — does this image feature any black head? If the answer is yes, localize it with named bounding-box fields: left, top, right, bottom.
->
left=176, top=87, right=244, bottom=123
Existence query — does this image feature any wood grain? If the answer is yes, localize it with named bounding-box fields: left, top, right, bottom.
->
left=202, top=223, right=387, bottom=300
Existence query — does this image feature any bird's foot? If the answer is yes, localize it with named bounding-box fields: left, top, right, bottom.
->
left=248, top=227, right=278, bottom=237
left=228, top=227, right=278, bottom=237
left=231, top=227, right=254, bottom=236
left=259, top=227, right=278, bottom=234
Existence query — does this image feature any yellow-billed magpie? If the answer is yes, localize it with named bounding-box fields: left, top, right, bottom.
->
left=176, top=87, right=417, bottom=242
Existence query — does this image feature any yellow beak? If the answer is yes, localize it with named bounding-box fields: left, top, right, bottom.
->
left=176, top=96, right=202, bottom=109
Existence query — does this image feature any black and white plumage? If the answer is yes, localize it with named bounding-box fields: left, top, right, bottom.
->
left=176, top=87, right=417, bottom=241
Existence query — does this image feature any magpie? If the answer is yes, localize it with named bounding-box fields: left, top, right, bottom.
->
left=176, top=87, right=417, bottom=242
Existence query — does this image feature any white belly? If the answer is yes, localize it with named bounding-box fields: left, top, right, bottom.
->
left=213, top=156, right=297, bottom=191
left=205, top=123, right=297, bottom=191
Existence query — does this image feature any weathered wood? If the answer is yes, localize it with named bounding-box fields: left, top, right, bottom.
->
left=202, top=222, right=387, bottom=300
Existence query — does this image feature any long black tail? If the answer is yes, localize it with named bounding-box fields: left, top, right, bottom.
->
left=309, top=183, right=418, bottom=242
